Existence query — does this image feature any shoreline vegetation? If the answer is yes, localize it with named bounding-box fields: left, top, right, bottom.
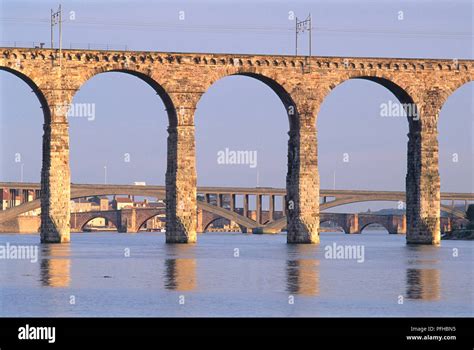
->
left=443, top=204, right=474, bottom=240
left=442, top=229, right=474, bottom=240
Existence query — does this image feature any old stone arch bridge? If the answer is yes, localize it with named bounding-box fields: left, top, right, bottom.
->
left=1, top=47, right=472, bottom=245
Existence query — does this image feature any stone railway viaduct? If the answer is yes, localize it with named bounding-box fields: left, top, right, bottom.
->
left=1, top=47, right=473, bottom=244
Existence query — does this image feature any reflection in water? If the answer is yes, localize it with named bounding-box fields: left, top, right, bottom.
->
left=164, top=245, right=196, bottom=291
left=404, top=245, right=441, bottom=301
left=406, top=268, right=441, bottom=300
left=165, top=259, right=196, bottom=291
left=286, top=245, right=319, bottom=296
left=40, top=244, right=71, bottom=287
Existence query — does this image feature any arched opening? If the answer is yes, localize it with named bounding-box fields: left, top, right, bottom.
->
left=439, top=81, right=473, bottom=196
left=0, top=68, right=47, bottom=226
left=68, top=71, right=173, bottom=233
left=438, top=80, right=473, bottom=228
left=70, top=70, right=174, bottom=185
left=202, top=216, right=242, bottom=233
left=0, top=68, right=48, bottom=183
left=80, top=216, right=118, bottom=232
left=137, top=213, right=166, bottom=232
left=359, top=223, right=390, bottom=234
left=318, top=77, right=413, bottom=194
left=195, top=74, right=293, bottom=228
left=320, top=220, right=345, bottom=233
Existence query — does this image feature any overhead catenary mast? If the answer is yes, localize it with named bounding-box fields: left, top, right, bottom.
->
left=295, top=13, right=312, bottom=57
left=50, top=5, right=63, bottom=65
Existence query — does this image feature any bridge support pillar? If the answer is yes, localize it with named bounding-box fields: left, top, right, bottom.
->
left=268, top=195, right=275, bottom=222
left=40, top=91, right=72, bottom=243
left=230, top=194, right=235, bottom=212
left=196, top=208, right=204, bottom=233
left=406, top=93, right=442, bottom=245
left=286, top=112, right=319, bottom=244
left=121, top=208, right=137, bottom=233
left=256, top=194, right=262, bottom=225
left=390, top=214, right=406, bottom=234
left=345, top=214, right=359, bottom=234
left=243, top=194, right=249, bottom=218
left=440, top=217, right=452, bottom=234
left=165, top=94, right=200, bottom=244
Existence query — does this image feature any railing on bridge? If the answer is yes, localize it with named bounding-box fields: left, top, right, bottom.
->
left=0, top=41, right=129, bottom=51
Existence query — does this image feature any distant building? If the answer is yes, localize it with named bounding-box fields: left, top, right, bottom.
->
left=99, top=198, right=109, bottom=211
left=0, top=189, right=10, bottom=210
left=0, top=189, right=40, bottom=215
left=70, top=201, right=93, bottom=213
left=113, top=197, right=134, bottom=210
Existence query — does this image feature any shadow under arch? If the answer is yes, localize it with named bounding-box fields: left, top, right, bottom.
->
left=202, top=217, right=223, bottom=232
left=135, top=212, right=166, bottom=232
left=359, top=222, right=390, bottom=234
left=79, top=215, right=119, bottom=232
left=319, top=219, right=346, bottom=233
left=201, top=216, right=241, bottom=233
left=0, top=67, right=51, bottom=123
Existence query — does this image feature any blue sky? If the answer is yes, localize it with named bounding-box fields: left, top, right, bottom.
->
left=0, top=0, right=472, bottom=212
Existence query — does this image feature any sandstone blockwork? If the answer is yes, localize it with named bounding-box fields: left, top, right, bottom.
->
left=1, top=48, right=472, bottom=244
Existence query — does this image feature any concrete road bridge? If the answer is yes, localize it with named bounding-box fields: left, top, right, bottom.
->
left=0, top=182, right=470, bottom=234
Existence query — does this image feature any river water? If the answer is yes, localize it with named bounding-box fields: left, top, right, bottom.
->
left=0, top=231, right=472, bottom=317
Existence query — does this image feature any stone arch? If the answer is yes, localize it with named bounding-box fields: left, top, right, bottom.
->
left=203, top=217, right=226, bottom=232
left=438, top=79, right=474, bottom=195
left=201, top=216, right=243, bottom=233
left=75, top=67, right=178, bottom=126
left=440, top=77, right=474, bottom=111
left=70, top=67, right=186, bottom=241
left=319, top=219, right=346, bottom=233
left=197, top=69, right=321, bottom=243
left=197, top=71, right=300, bottom=131
left=0, top=67, right=51, bottom=123
left=194, top=71, right=308, bottom=240
left=358, top=221, right=391, bottom=234
left=319, top=73, right=418, bottom=127
left=79, top=215, right=119, bottom=231
left=135, top=212, right=166, bottom=232
left=316, top=72, right=435, bottom=243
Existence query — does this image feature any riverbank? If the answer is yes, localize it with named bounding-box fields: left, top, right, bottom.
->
left=442, top=229, right=474, bottom=240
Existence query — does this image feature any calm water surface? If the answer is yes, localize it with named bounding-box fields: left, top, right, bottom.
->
left=1, top=232, right=473, bottom=317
